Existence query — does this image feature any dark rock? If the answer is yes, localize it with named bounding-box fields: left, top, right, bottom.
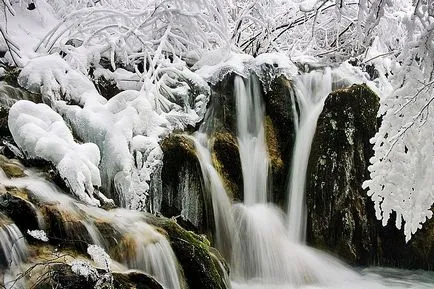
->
left=211, top=132, right=243, bottom=201
left=306, top=83, right=434, bottom=270
left=306, top=84, right=380, bottom=264
left=94, top=74, right=121, bottom=100
left=159, top=134, right=209, bottom=233
left=41, top=204, right=93, bottom=254
left=205, top=73, right=237, bottom=135
left=147, top=216, right=230, bottom=289
left=263, top=75, right=298, bottom=207
left=35, top=264, right=164, bottom=289
left=0, top=190, right=40, bottom=234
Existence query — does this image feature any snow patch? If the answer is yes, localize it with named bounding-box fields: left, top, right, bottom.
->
left=8, top=100, right=103, bottom=206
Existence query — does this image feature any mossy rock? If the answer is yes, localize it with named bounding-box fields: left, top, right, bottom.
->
left=0, top=190, right=40, bottom=235
left=211, top=131, right=243, bottom=201
left=263, top=75, right=297, bottom=207
left=40, top=204, right=93, bottom=254
left=205, top=73, right=237, bottom=134
left=160, top=134, right=211, bottom=234
left=146, top=216, right=229, bottom=289
left=0, top=155, right=26, bottom=178
left=306, top=83, right=380, bottom=265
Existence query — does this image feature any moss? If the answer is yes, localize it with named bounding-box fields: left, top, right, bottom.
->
left=0, top=155, right=26, bottom=178
left=306, top=83, right=381, bottom=265
left=210, top=131, right=243, bottom=201
left=264, top=115, right=283, bottom=171
left=146, top=216, right=229, bottom=289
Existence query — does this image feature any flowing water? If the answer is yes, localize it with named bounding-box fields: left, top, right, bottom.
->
left=0, top=167, right=184, bottom=289
left=2, top=72, right=434, bottom=289
left=287, top=68, right=332, bottom=242
left=193, top=72, right=434, bottom=288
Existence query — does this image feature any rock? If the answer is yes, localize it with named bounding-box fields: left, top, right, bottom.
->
left=159, top=134, right=209, bottom=232
left=306, top=83, right=434, bottom=269
left=306, top=84, right=380, bottom=264
left=41, top=204, right=94, bottom=253
left=263, top=75, right=297, bottom=207
left=211, top=132, right=243, bottom=201
left=34, top=264, right=164, bottom=289
left=147, top=216, right=230, bottom=289
left=0, top=155, right=26, bottom=178
left=0, top=190, right=40, bottom=234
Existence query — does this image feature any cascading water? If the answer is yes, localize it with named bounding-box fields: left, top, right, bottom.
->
left=286, top=68, right=333, bottom=242
left=234, top=75, right=269, bottom=205
left=0, top=167, right=184, bottom=289
left=191, top=133, right=235, bottom=260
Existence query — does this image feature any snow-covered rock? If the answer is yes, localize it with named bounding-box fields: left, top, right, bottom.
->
left=8, top=100, right=102, bottom=206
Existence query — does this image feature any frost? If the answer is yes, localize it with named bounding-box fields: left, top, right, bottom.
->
left=27, top=229, right=48, bottom=242
left=87, top=244, right=111, bottom=270
left=70, top=260, right=99, bottom=281
left=8, top=100, right=103, bottom=206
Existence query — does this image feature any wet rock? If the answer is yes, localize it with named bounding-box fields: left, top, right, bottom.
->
left=159, top=134, right=209, bottom=233
left=263, top=75, right=297, bottom=207
left=0, top=190, right=40, bottom=234
left=306, top=84, right=380, bottom=264
left=41, top=205, right=93, bottom=254
left=0, top=155, right=26, bottom=178
left=147, top=216, right=229, bottom=289
left=211, top=132, right=243, bottom=201
left=35, top=264, right=164, bottom=289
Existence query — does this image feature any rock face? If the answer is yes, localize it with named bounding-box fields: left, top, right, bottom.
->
left=159, top=134, right=209, bottom=232
left=306, top=83, right=434, bottom=270
left=263, top=76, right=297, bottom=207
left=306, top=84, right=380, bottom=264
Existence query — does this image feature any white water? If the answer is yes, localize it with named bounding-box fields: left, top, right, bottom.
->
left=286, top=68, right=333, bottom=242
left=191, top=133, right=235, bottom=260
left=0, top=168, right=184, bottom=289
left=234, top=75, right=269, bottom=205
left=194, top=72, right=434, bottom=289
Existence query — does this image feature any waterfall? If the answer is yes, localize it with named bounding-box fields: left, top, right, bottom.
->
left=287, top=68, right=333, bottom=242
left=234, top=75, right=269, bottom=205
left=191, top=133, right=235, bottom=260
left=0, top=168, right=185, bottom=289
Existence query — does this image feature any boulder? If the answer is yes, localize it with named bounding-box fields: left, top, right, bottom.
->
left=306, top=83, right=434, bottom=270
left=147, top=216, right=230, bottom=289
left=306, top=84, right=380, bottom=264
left=159, top=134, right=209, bottom=233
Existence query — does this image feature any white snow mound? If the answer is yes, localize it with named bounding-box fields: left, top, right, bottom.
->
left=8, top=100, right=103, bottom=206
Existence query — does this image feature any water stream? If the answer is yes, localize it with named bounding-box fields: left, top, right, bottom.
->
left=193, top=72, right=434, bottom=288
left=286, top=68, right=332, bottom=242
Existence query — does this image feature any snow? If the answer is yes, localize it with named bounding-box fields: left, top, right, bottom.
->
left=8, top=100, right=103, bottom=206
left=27, top=229, right=49, bottom=242
left=70, top=260, right=99, bottom=281
left=87, top=244, right=112, bottom=270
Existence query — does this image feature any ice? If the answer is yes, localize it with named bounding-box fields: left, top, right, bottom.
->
left=8, top=100, right=103, bottom=206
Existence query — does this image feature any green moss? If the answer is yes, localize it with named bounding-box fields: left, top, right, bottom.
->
left=211, top=131, right=243, bottom=201
left=0, top=155, right=26, bottom=178
left=146, top=216, right=229, bottom=289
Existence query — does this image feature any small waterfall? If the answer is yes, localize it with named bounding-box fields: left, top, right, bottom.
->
left=0, top=217, right=28, bottom=269
left=191, top=133, right=235, bottom=260
left=287, top=68, right=332, bottom=242
left=234, top=75, right=269, bottom=205
left=0, top=167, right=184, bottom=289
